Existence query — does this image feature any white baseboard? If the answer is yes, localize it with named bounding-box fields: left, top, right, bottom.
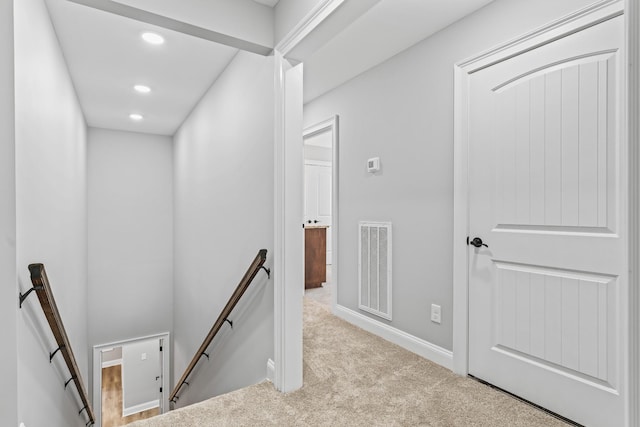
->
left=122, top=399, right=159, bottom=417
left=102, top=358, right=122, bottom=368
left=266, top=358, right=275, bottom=383
left=334, top=304, right=453, bottom=370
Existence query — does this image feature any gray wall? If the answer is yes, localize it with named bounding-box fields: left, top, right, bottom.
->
left=173, top=50, right=274, bottom=407
left=101, top=346, right=122, bottom=364
left=0, top=0, right=17, bottom=425
left=14, top=0, right=89, bottom=425
left=122, top=339, right=161, bottom=411
left=88, top=128, right=173, bottom=347
left=303, top=0, right=595, bottom=351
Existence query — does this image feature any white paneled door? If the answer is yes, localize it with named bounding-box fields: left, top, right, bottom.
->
left=304, top=161, right=332, bottom=263
left=467, top=13, right=624, bottom=427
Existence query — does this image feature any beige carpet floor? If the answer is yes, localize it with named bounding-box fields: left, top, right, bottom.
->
left=129, top=299, right=571, bottom=427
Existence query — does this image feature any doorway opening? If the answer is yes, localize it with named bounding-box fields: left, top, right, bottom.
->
left=92, top=333, right=170, bottom=427
left=303, top=116, right=339, bottom=311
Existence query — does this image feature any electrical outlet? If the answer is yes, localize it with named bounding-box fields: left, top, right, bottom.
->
left=431, top=304, right=441, bottom=324
left=141, top=352, right=147, bottom=361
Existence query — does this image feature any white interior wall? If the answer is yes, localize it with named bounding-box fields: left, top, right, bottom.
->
left=14, top=0, right=89, bottom=426
left=173, top=50, right=274, bottom=407
left=0, top=0, right=17, bottom=425
left=303, top=0, right=595, bottom=352
left=88, top=128, right=173, bottom=347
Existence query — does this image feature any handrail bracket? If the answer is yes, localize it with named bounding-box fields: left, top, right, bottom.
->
left=19, top=285, right=43, bottom=308
left=65, top=376, right=77, bottom=390
left=50, top=344, right=66, bottom=363
left=260, top=266, right=271, bottom=279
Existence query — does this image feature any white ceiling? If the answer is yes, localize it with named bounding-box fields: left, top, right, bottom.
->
left=303, top=0, right=495, bottom=102
left=43, top=0, right=492, bottom=136
left=45, top=0, right=238, bottom=135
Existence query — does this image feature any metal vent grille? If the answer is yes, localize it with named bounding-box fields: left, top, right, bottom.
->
left=358, top=221, right=392, bottom=320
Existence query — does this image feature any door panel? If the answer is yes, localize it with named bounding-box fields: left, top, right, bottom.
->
left=304, top=162, right=332, bottom=264
left=468, top=14, right=624, bottom=427
left=493, top=53, right=617, bottom=231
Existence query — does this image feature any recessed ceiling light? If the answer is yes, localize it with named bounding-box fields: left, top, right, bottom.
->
left=141, top=32, right=165, bottom=45
left=129, top=113, right=144, bottom=121
left=134, top=85, right=151, bottom=94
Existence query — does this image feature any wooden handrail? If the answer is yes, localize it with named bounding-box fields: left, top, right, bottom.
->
left=169, top=249, right=269, bottom=403
left=27, top=263, right=95, bottom=426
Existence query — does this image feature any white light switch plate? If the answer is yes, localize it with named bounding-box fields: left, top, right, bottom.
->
left=367, top=157, right=380, bottom=173
left=431, top=304, right=441, bottom=324
left=141, top=352, right=147, bottom=361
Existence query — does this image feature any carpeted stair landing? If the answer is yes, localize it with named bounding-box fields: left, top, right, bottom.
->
left=129, top=299, right=570, bottom=427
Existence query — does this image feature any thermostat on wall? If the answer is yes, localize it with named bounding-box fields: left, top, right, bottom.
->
left=367, top=157, right=380, bottom=173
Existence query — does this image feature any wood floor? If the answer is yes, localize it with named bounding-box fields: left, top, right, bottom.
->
left=102, top=365, right=160, bottom=427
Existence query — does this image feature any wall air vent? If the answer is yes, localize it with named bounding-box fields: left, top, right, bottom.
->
left=358, top=221, right=392, bottom=320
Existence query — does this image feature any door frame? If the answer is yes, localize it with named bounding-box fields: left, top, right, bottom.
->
left=92, top=332, right=170, bottom=427
left=273, top=0, right=345, bottom=394
left=303, top=116, right=340, bottom=312
left=452, top=0, right=637, bottom=424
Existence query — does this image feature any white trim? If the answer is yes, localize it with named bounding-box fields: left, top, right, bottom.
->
left=122, top=400, right=159, bottom=418
left=625, top=0, right=639, bottom=424
left=273, top=53, right=304, bottom=393
left=334, top=304, right=453, bottom=370
left=273, top=51, right=287, bottom=393
left=266, top=358, right=275, bottom=383
left=304, top=160, right=331, bottom=167
left=274, top=3, right=341, bottom=398
left=331, top=117, right=339, bottom=313
left=452, top=63, right=470, bottom=375
left=303, top=116, right=337, bottom=138
left=92, top=333, right=170, bottom=427
left=303, top=116, right=339, bottom=314
left=101, top=358, right=122, bottom=369
left=275, top=0, right=345, bottom=56
left=457, top=0, right=623, bottom=73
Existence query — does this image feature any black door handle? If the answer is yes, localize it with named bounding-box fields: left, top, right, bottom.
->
left=469, top=237, right=488, bottom=248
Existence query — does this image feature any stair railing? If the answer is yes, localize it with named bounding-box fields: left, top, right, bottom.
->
left=169, top=249, right=270, bottom=404
left=20, top=264, right=96, bottom=427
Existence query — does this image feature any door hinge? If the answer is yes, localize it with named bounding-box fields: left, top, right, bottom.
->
left=160, top=345, right=163, bottom=351
left=466, top=236, right=469, bottom=245
left=160, top=387, right=163, bottom=393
